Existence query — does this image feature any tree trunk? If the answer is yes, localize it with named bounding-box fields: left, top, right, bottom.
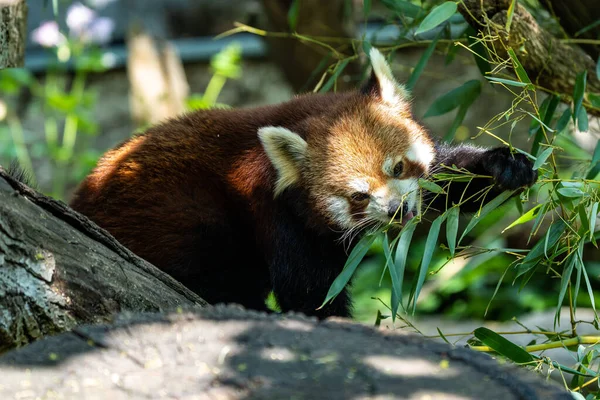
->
left=459, top=0, right=600, bottom=107
left=0, top=0, right=27, bottom=69
left=0, top=166, right=207, bottom=353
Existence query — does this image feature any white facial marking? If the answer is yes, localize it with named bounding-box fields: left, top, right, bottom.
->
left=349, top=178, right=370, bottom=193
left=382, top=156, right=401, bottom=177
left=365, top=179, right=418, bottom=223
left=326, top=196, right=353, bottom=229
left=406, top=140, right=434, bottom=170
left=369, top=48, right=411, bottom=106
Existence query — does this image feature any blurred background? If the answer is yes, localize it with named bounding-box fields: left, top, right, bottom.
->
left=1, top=0, right=598, bottom=339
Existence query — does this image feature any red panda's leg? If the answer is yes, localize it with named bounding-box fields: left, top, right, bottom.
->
left=426, top=144, right=537, bottom=212
left=261, top=211, right=352, bottom=319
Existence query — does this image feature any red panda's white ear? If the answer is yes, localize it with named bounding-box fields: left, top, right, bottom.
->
left=363, top=48, right=411, bottom=107
left=258, top=126, right=308, bottom=197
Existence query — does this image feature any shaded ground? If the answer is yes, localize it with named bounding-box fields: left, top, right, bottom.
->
left=0, top=305, right=570, bottom=399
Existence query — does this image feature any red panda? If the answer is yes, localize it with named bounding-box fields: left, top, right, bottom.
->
left=70, top=49, right=536, bottom=318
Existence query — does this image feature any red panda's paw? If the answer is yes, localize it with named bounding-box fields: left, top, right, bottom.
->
left=484, top=147, right=537, bottom=191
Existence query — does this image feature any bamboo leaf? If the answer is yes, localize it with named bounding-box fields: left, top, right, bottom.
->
left=390, top=218, right=418, bottom=319
left=577, top=106, right=589, bottom=133
left=380, top=0, right=422, bottom=19
left=586, top=140, right=600, bottom=179
left=410, top=214, right=445, bottom=313
left=474, top=328, right=534, bottom=364
left=589, top=202, right=599, bottom=241
left=502, top=204, right=544, bottom=233
left=446, top=206, right=460, bottom=257
left=466, top=26, right=491, bottom=77
left=555, top=254, right=576, bottom=325
left=459, top=190, right=515, bottom=243
left=415, top=2, right=457, bottom=35
left=418, top=178, right=445, bottom=194
left=555, top=108, right=571, bottom=133
left=424, top=80, right=481, bottom=117
left=406, top=31, right=441, bottom=91
left=319, top=59, right=350, bottom=93
left=557, top=187, right=585, bottom=198
left=532, top=148, right=553, bottom=170
left=507, top=49, right=531, bottom=84
left=288, top=0, right=300, bottom=31
left=486, top=77, right=530, bottom=87
left=573, top=70, right=587, bottom=124
left=505, top=0, right=516, bottom=32
left=320, top=232, right=378, bottom=308
left=363, top=0, right=371, bottom=19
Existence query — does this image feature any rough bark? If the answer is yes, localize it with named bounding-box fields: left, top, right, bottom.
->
left=0, top=0, right=27, bottom=68
left=459, top=0, right=600, bottom=99
left=0, top=305, right=571, bottom=399
left=0, top=166, right=207, bottom=353
left=262, top=0, right=361, bottom=92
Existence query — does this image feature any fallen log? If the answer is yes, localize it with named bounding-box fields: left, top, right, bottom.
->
left=0, top=166, right=206, bottom=353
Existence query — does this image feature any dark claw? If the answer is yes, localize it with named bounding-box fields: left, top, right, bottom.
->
left=484, top=147, right=537, bottom=190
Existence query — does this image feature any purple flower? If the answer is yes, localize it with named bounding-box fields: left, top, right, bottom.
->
left=66, top=3, right=95, bottom=36
left=66, top=2, right=115, bottom=45
left=31, top=21, right=66, bottom=48
left=81, top=17, right=115, bottom=45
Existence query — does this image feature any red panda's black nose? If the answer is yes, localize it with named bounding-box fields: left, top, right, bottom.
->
left=388, top=200, right=403, bottom=218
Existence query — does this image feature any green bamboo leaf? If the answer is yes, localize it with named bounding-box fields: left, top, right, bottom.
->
left=437, top=327, right=451, bottom=345
left=530, top=95, right=558, bottom=156
left=466, top=26, right=491, bottom=77
left=507, top=49, right=531, bottom=84
left=424, top=80, right=481, bottom=117
left=597, top=55, right=600, bottom=79
left=288, top=0, right=300, bottom=31
left=415, top=2, right=457, bottom=35
left=446, top=206, right=460, bottom=257
left=486, top=77, right=530, bottom=87
left=505, top=0, right=516, bottom=32
left=573, top=70, right=587, bottom=124
left=319, top=232, right=378, bottom=308
left=390, top=218, right=418, bottom=319
left=589, top=202, right=599, bottom=241
left=319, top=59, right=351, bottom=93
left=459, top=190, right=515, bottom=243
left=363, top=0, right=372, bottom=18
left=555, top=254, right=576, bottom=325
left=474, top=327, right=534, bottom=364
left=502, top=204, right=544, bottom=233
left=590, top=93, right=600, bottom=108
left=418, top=178, right=445, bottom=194
left=586, top=140, right=600, bottom=179
left=532, top=147, right=553, bottom=170
left=555, top=108, right=571, bottom=133
left=557, top=187, right=585, bottom=198
left=410, top=214, right=445, bottom=313
left=380, top=0, right=422, bottom=19
left=517, top=219, right=566, bottom=277
left=406, top=31, right=441, bottom=91
left=577, top=106, right=589, bottom=133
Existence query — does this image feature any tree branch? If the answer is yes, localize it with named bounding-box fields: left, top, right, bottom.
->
left=459, top=0, right=600, bottom=101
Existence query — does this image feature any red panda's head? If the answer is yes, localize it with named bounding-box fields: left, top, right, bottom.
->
left=259, top=49, right=435, bottom=231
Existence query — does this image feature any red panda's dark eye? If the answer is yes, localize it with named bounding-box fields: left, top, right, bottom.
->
left=393, top=161, right=404, bottom=178
left=351, top=192, right=370, bottom=203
